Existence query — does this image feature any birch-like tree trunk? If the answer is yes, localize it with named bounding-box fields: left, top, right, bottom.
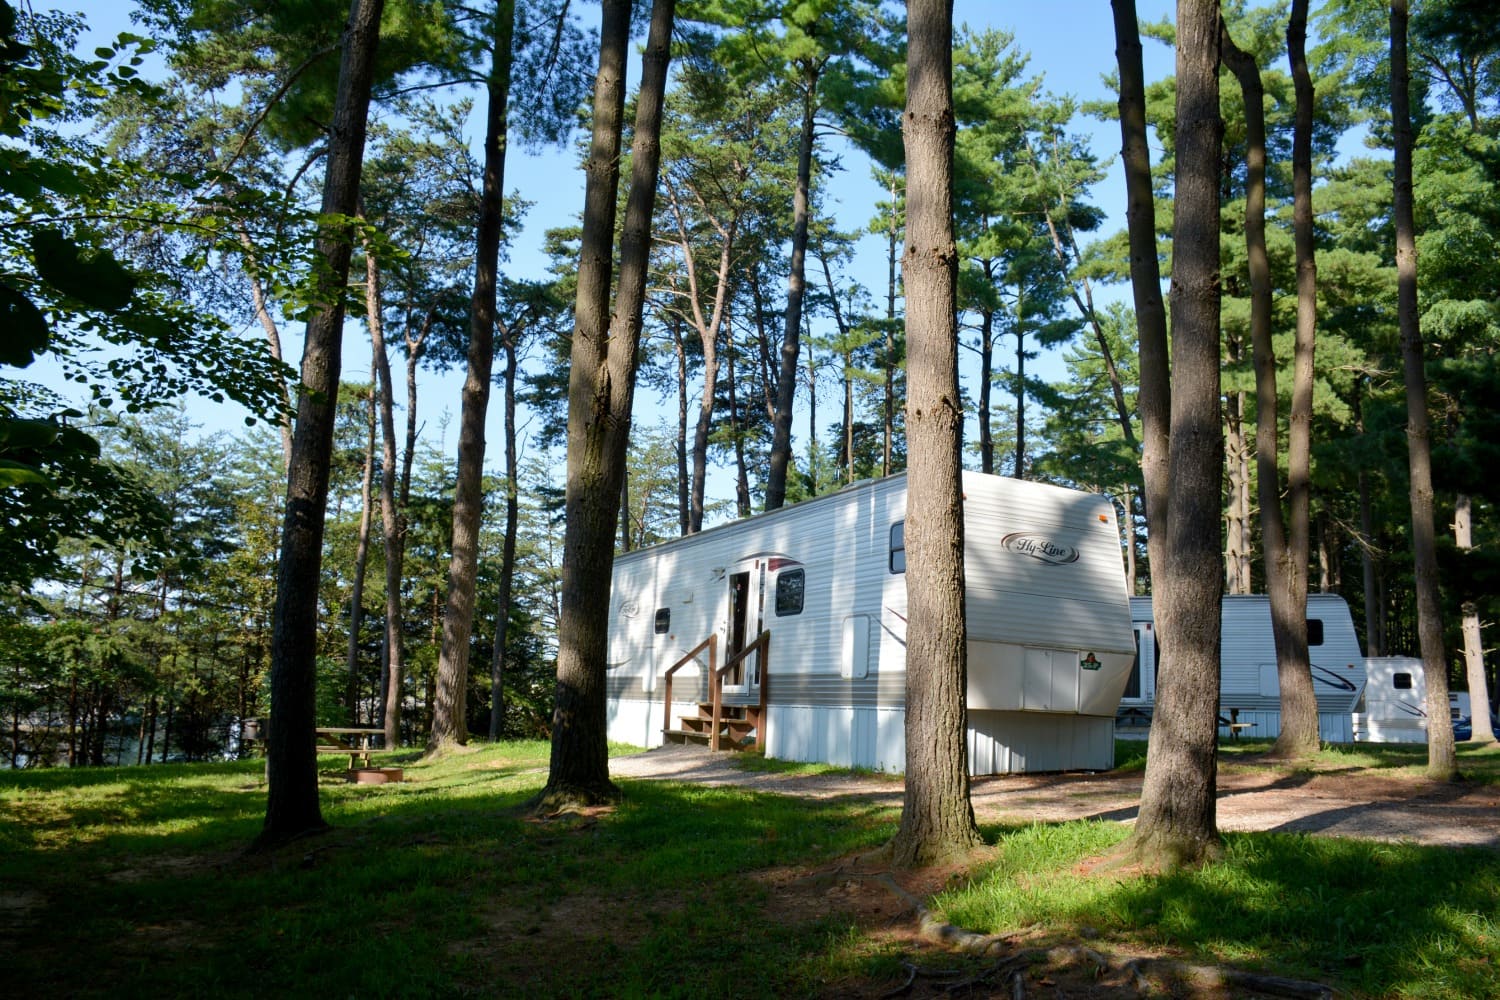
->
left=1455, top=494, right=1497, bottom=743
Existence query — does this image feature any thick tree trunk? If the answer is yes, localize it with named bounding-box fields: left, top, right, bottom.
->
left=889, top=0, right=981, bottom=869
left=1111, top=0, right=1171, bottom=588
left=765, top=66, right=819, bottom=511
left=1455, top=494, right=1496, bottom=743
left=1121, top=0, right=1224, bottom=871
left=258, top=0, right=383, bottom=850
left=431, top=2, right=516, bottom=752
left=490, top=333, right=520, bottom=741
left=1222, top=26, right=1318, bottom=758
left=345, top=362, right=377, bottom=724
left=1391, top=0, right=1456, bottom=781
left=540, top=0, right=675, bottom=809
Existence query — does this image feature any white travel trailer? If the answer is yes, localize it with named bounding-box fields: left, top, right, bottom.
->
left=1352, top=657, right=1469, bottom=743
left=604, top=471, right=1137, bottom=774
left=1120, top=594, right=1366, bottom=741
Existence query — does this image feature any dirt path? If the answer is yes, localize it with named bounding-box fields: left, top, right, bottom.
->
left=610, top=743, right=1500, bottom=849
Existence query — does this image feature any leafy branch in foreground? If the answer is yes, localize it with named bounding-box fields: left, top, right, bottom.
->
left=0, top=1, right=290, bottom=590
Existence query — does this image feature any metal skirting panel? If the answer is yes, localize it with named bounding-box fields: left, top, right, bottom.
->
left=766, top=705, right=906, bottom=772
left=967, top=711, right=1115, bottom=773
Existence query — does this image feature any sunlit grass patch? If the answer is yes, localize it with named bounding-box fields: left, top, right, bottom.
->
left=936, top=822, right=1500, bottom=999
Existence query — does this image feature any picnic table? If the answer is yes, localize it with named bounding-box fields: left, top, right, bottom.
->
left=315, top=727, right=384, bottom=769
left=1218, top=707, right=1256, bottom=741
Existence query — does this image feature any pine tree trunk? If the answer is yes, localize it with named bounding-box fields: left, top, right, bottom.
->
left=1111, top=0, right=1171, bottom=588
left=765, top=65, right=819, bottom=511
left=886, top=173, right=899, bottom=477
left=978, top=302, right=995, bottom=475
left=431, top=1, right=516, bottom=752
left=672, top=318, right=690, bottom=534
left=257, top=0, right=383, bottom=850
left=489, top=334, right=520, bottom=741
left=1275, top=0, right=1322, bottom=757
left=1013, top=319, right=1025, bottom=478
left=729, top=330, right=752, bottom=517
left=367, top=247, right=407, bottom=751
left=889, top=0, right=981, bottom=869
left=1391, top=0, right=1456, bottom=781
left=1222, top=25, right=1318, bottom=758
left=346, top=359, right=377, bottom=725
left=541, top=0, right=676, bottom=809
left=1121, top=0, right=1224, bottom=871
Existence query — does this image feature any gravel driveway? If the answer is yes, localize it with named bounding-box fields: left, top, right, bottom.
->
left=609, top=743, right=1500, bottom=849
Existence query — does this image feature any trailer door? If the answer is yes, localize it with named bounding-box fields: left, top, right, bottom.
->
left=723, top=557, right=765, bottom=695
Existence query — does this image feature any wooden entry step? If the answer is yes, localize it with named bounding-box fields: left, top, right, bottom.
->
left=664, top=703, right=763, bottom=751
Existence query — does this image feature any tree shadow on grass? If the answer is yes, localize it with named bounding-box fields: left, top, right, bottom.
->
left=1, top=763, right=897, bottom=1000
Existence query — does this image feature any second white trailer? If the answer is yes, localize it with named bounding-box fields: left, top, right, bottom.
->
left=604, top=471, right=1137, bottom=774
left=1352, top=656, right=1469, bottom=743
left=1120, top=594, right=1366, bottom=741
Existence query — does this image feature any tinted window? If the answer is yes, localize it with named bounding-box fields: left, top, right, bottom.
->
left=654, top=608, right=670, bottom=634
left=889, top=521, right=905, bottom=574
left=1393, top=672, right=1413, bottom=690
left=1307, top=619, right=1324, bottom=646
left=775, top=569, right=805, bottom=616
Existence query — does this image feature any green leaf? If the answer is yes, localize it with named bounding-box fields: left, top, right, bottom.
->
left=0, top=283, right=49, bottom=366
left=31, top=230, right=135, bottom=312
left=0, top=418, right=60, bottom=450
left=30, top=160, right=89, bottom=197
left=0, top=460, right=52, bottom=488
left=56, top=425, right=101, bottom=459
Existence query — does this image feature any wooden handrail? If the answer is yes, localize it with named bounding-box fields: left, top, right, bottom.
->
left=662, top=634, right=716, bottom=737
left=712, top=630, right=771, bottom=751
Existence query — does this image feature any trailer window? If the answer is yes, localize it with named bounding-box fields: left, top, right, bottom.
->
left=775, top=569, right=805, bottom=616
left=889, top=521, right=905, bottom=574
left=1306, top=619, right=1324, bottom=646
left=1393, top=672, right=1413, bottom=690
left=654, top=608, right=670, bottom=634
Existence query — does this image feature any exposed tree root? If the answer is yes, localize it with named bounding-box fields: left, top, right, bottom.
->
left=527, top=779, right=621, bottom=816
left=869, top=871, right=1335, bottom=999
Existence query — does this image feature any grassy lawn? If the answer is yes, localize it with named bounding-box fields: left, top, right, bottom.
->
left=2, top=740, right=1497, bottom=998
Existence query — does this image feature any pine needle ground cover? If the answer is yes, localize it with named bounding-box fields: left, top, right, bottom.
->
left=2, top=740, right=1497, bottom=998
